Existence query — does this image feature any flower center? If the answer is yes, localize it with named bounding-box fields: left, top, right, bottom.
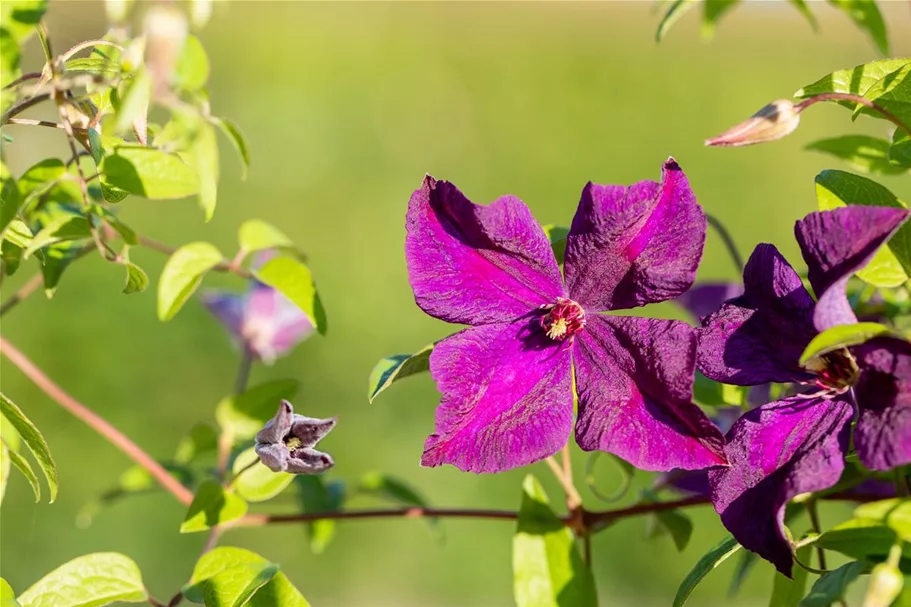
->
left=804, top=348, right=860, bottom=394
left=539, top=298, right=586, bottom=341
left=284, top=436, right=304, bottom=452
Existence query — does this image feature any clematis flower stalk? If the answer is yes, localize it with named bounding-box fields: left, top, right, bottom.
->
left=698, top=205, right=911, bottom=576
left=254, top=401, right=335, bottom=474
left=405, top=159, right=727, bottom=474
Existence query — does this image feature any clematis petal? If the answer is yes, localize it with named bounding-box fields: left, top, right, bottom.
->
left=795, top=207, right=910, bottom=331
left=698, top=244, right=816, bottom=386
left=573, top=315, right=727, bottom=471
left=422, top=319, right=573, bottom=473
left=563, top=159, right=705, bottom=311
left=405, top=176, right=564, bottom=326
left=200, top=290, right=246, bottom=341
left=255, top=401, right=295, bottom=445
left=244, top=283, right=315, bottom=361
left=707, top=396, right=853, bottom=577
left=288, top=415, right=336, bottom=449
left=287, top=448, right=334, bottom=474
left=675, top=281, right=743, bottom=322
left=853, top=337, right=911, bottom=470
left=255, top=443, right=289, bottom=472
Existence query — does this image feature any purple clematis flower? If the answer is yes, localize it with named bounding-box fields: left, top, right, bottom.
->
left=698, top=205, right=911, bottom=576
left=405, top=159, right=727, bottom=474
left=675, top=282, right=744, bottom=322
left=201, top=279, right=315, bottom=364
left=255, top=401, right=336, bottom=474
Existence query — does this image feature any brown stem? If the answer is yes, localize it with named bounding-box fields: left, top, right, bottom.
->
left=0, top=336, right=193, bottom=506
left=545, top=455, right=582, bottom=510
left=5, top=118, right=64, bottom=129
left=795, top=92, right=911, bottom=137
left=0, top=274, right=44, bottom=316
left=136, top=235, right=253, bottom=279
left=1, top=93, right=51, bottom=125
left=2, top=72, right=42, bottom=91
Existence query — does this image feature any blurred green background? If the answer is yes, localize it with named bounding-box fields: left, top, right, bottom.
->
left=2, top=2, right=911, bottom=605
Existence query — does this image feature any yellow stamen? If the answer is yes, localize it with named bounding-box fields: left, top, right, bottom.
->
left=285, top=436, right=303, bottom=451
left=546, top=319, right=568, bottom=340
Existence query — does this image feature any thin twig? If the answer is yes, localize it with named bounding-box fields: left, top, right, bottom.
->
left=136, top=235, right=253, bottom=279
left=545, top=455, right=583, bottom=510
left=60, top=39, right=125, bottom=63
left=0, top=336, right=194, bottom=506
left=796, top=92, right=911, bottom=137
left=706, top=213, right=744, bottom=273
left=4, top=118, right=63, bottom=130
left=0, top=274, right=44, bottom=316
left=2, top=72, right=42, bottom=91
left=1, top=93, right=51, bottom=125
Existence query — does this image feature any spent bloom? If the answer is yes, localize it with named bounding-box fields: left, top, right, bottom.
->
left=698, top=205, right=911, bottom=576
left=255, top=401, right=336, bottom=474
left=201, top=276, right=315, bottom=364
left=405, top=159, right=726, bottom=474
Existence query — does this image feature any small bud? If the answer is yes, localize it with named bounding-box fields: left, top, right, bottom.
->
left=862, top=562, right=904, bottom=607
left=705, top=99, right=801, bottom=148
left=143, top=4, right=189, bottom=101
left=105, top=0, right=134, bottom=25
left=189, top=0, right=214, bottom=30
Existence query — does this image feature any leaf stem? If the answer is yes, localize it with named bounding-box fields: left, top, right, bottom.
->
left=136, top=234, right=253, bottom=279
left=795, top=92, right=911, bottom=137
left=705, top=213, right=744, bottom=273
left=0, top=93, right=51, bottom=125
left=0, top=274, right=44, bottom=316
left=807, top=500, right=827, bottom=570
left=545, top=454, right=582, bottom=510
left=0, top=335, right=194, bottom=506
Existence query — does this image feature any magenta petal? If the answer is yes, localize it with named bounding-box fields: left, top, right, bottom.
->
left=853, top=337, right=911, bottom=470
left=563, top=159, right=706, bottom=311
left=405, top=176, right=564, bottom=326
left=698, top=244, right=816, bottom=386
left=795, top=207, right=910, bottom=331
left=573, top=315, right=727, bottom=471
left=422, top=320, right=573, bottom=473
left=707, top=396, right=852, bottom=577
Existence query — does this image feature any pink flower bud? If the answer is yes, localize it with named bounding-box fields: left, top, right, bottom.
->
left=705, top=100, right=801, bottom=148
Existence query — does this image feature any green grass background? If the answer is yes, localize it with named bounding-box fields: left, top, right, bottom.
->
left=2, top=2, right=911, bottom=605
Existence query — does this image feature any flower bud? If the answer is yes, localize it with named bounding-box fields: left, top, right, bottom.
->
left=705, top=99, right=801, bottom=147
left=143, top=4, right=189, bottom=101
left=862, top=562, right=904, bottom=607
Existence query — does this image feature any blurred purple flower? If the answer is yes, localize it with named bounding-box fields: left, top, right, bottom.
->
left=697, top=205, right=911, bottom=576
left=201, top=280, right=315, bottom=364
left=255, top=401, right=335, bottom=474
left=405, top=159, right=727, bottom=474
left=675, top=282, right=744, bottom=322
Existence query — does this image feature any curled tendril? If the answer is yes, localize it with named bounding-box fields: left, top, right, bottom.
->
left=584, top=452, right=634, bottom=504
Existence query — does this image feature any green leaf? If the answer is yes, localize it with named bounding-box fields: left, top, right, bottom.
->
left=174, top=423, right=219, bottom=465
left=238, top=220, right=295, bottom=255
left=786, top=0, right=817, bottom=31
left=211, top=117, right=250, bottom=180
left=112, top=66, right=150, bottom=137
left=891, top=130, right=911, bottom=168
left=693, top=372, right=747, bottom=407
left=513, top=474, right=597, bottom=607
left=0, top=0, right=48, bottom=43
left=701, top=0, right=739, bottom=39
left=40, top=239, right=85, bottom=298
left=800, top=322, right=892, bottom=365
left=815, top=170, right=910, bottom=287
left=796, top=59, right=911, bottom=101
left=1, top=239, right=23, bottom=276
left=24, top=215, right=92, bottom=258
left=254, top=256, right=327, bottom=335
left=296, top=476, right=345, bottom=554
left=861, top=65, right=911, bottom=130
left=826, top=0, right=888, bottom=55
left=75, top=465, right=158, bottom=528
left=855, top=498, right=911, bottom=542
left=367, top=344, right=433, bottom=403
left=122, top=261, right=149, bottom=295
left=1, top=578, right=21, bottom=607
left=95, top=208, right=137, bottom=244
left=800, top=561, right=864, bottom=607
left=204, top=563, right=280, bottom=607
left=673, top=535, right=742, bottom=607
left=17, top=159, right=80, bottom=210
left=183, top=120, right=219, bottom=222
left=0, top=162, right=22, bottom=234
left=175, top=35, right=209, bottom=92
left=5, top=444, right=39, bottom=501
left=647, top=507, right=693, bottom=552
left=103, top=145, right=199, bottom=200
left=184, top=547, right=310, bottom=607
left=17, top=552, right=147, bottom=607
left=728, top=550, right=759, bottom=597
left=157, top=241, right=223, bottom=321
left=816, top=518, right=911, bottom=561
left=0, top=30, right=21, bottom=101
left=180, top=480, right=248, bottom=533
left=215, top=379, right=300, bottom=440
left=231, top=447, right=294, bottom=503
left=656, top=0, right=698, bottom=42
left=2, top=219, right=32, bottom=249
left=0, top=392, right=57, bottom=502
left=806, top=136, right=908, bottom=176
left=0, top=442, right=10, bottom=505
left=769, top=543, right=811, bottom=607
left=64, top=57, right=120, bottom=78
left=542, top=225, right=569, bottom=264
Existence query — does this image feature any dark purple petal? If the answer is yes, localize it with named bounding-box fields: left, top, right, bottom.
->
left=200, top=290, right=246, bottom=341
left=853, top=337, right=911, bottom=470
left=675, top=282, right=744, bottom=322
left=563, top=159, right=706, bottom=311
left=795, top=207, right=910, bottom=330
left=656, top=469, right=710, bottom=497
left=255, top=401, right=295, bottom=445
left=573, top=315, right=727, bottom=471
left=422, top=320, right=573, bottom=473
left=287, top=448, right=334, bottom=474
left=288, top=415, right=336, bottom=449
left=255, top=443, right=289, bottom=472
left=708, top=396, right=853, bottom=577
left=405, top=176, right=564, bottom=326
left=698, top=244, right=816, bottom=386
